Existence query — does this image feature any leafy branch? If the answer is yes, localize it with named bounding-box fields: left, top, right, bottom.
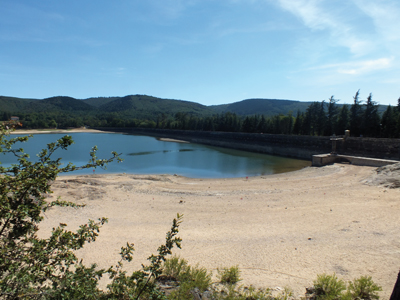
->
left=0, top=122, right=182, bottom=300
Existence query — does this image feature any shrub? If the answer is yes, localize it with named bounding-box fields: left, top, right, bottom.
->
left=0, top=122, right=182, bottom=299
left=217, top=265, right=242, bottom=285
left=212, top=285, right=293, bottom=300
left=275, top=287, right=293, bottom=300
left=346, top=276, right=382, bottom=300
left=309, top=273, right=382, bottom=300
left=163, top=255, right=189, bottom=280
left=163, top=256, right=212, bottom=300
left=312, top=273, right=346, bottom=300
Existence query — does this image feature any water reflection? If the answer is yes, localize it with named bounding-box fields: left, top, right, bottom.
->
left=128, top=149, right=196, bottom=156
left=3, top=132, right=310, bottom=178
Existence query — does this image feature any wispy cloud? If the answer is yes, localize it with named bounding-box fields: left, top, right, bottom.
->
left=273, top=0, right=372, bottom=56
left=211, top=20, right=292, bottom=38
left=309, top=57, right=394, bottom=75
left=353, top=0, right=400, bottom=43
left=337, top=57, right=394, bottom=75
left=276, top=0, right=333, bottom=30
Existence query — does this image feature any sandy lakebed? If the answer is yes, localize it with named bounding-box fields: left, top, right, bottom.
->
left=35, top=162, right=400, bottom=298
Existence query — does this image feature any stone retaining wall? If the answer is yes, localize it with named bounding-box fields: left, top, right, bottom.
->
left=97, top=128, right=400, bottom=161
left=338, top=137, right=400, bottom=160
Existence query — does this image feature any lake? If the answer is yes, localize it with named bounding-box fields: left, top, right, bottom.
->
left=3, top=132, right=310, bottom=178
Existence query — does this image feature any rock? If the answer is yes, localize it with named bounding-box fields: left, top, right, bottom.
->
left=362, top=162, right=400, bottom=188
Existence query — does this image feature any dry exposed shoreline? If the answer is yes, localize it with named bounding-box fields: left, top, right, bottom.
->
left=37, top=164, right=400, bottom=298
left=11, top=128, right=107, bottom=135
left=11, top=128, right=188, bottom=143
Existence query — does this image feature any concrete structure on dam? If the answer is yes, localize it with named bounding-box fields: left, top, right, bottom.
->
left=98, top=128, right=400, bottom=167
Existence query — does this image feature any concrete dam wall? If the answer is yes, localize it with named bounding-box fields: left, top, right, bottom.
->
left=97, top=128, right=400, bottom=161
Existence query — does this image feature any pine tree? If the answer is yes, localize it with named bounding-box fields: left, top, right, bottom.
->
left=316, top=101, right=327, bottom=136
left=336, top=105, right=350, bottom=136
left=257, top=115, right=267, bottom=133
left=350, top=90, right=363, bottom=137
left=381, top=105, right=397, bottom=138
left=362, top=93, right=380, bottom=137
left=292, top=110, right=303, bottom=135
left=326, top=96, right=339, bottom=136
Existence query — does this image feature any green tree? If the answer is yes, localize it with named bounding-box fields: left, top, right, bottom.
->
left=316, top=101, right=327, bottom=136
left=174, top=112, right=188, bottom=130
left=395, top=97, right=400, bottom=137
left=381, top=105, right=397, bottom=138
left=257, top=115, right=268, bottom=133
left=48, top=119, right=57, bottom=128
left=362, top=93, right=380, bottom=137
left=350, top=90, right=363, bottom=137
left=0, top=122, right=182, bottom=299
left=336, top=105, right=350, bottom=136
left=241, top=116, right=257, bottom=133
left=2, top=112, right=11, bottom=121
left=292, top=110, right=303, bottom=135
left=326, top=96, right=339, bottom=136
left=303, top=102, right=325, bottom=136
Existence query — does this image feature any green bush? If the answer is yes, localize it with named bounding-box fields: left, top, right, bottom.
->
left=0, top=122, right=182, bottom=300
left=163, top=256, right=212, bottom=300
left=215, top=285, right=273, bottom=300
left=163, top=256, right=189, bottom=280
left=212, top=284, right=293, bottom=300
left=309, top=274, right=382, bottom=300
left=346, top=276, right=382, bottom=300
left=217, top=265, right=242, bottom=285
left=313, top=273, right=346, bottom=300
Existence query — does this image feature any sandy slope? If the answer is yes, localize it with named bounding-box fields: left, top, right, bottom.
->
left=38, top=164, right=400, bottom=298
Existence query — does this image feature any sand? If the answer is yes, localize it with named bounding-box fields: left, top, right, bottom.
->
left=11, top=128, right=106, bottom=135
left=35, top=163, right=400, bottom=298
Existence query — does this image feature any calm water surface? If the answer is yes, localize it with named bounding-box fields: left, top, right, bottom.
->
left=3, top=132, right=310, bottom=178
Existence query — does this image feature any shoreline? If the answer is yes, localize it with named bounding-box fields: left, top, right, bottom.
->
left=10, top=128, right=109, bottom=135
left=11, top=128, right=190, bottom=144
left=38, top=164, right=400, bottom=298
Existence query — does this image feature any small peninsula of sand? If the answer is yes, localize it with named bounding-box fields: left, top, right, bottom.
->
left=36, top=163, right=400, bottom=298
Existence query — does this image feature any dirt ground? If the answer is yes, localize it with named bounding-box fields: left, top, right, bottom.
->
left=38, top=164, right=400, bottom=298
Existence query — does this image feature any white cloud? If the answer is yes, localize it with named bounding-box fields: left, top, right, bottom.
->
left=272, top=0, right=373, bottom=56
left=213, top=20, right=291, bottom=37
left=309, top=57, right=394, bottom=75
left=353, top=0, right=400, bottom=42
left=276, top=0, right=332, bottom=30
left=338, top=57, right=393, bottom=74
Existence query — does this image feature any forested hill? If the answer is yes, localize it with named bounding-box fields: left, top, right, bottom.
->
left=94, top=95, right=212, bottom=117
left=0, top=94, right=313, bottom=117
left=1, top=93, right=397, bottom=138
left=211, top=98, right=314, bottom=116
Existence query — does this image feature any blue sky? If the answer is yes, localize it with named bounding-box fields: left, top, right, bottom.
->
left=1, top=0, right=399, bottom=106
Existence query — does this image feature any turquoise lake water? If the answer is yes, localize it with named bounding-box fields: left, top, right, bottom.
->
left=2, top=132, right=310, bottom=178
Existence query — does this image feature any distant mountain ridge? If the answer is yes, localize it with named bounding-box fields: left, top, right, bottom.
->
left=211, top=98, right=315, bottom=116
left=0, top=94, right=316, bottom=118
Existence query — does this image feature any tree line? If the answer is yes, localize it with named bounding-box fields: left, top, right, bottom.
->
left=2, top=90, right=400, bottom=138
left=156, top=91, right=400, bottom=138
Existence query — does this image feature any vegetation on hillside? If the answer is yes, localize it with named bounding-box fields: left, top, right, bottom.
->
left=0, top=91, right=398, bottom=138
